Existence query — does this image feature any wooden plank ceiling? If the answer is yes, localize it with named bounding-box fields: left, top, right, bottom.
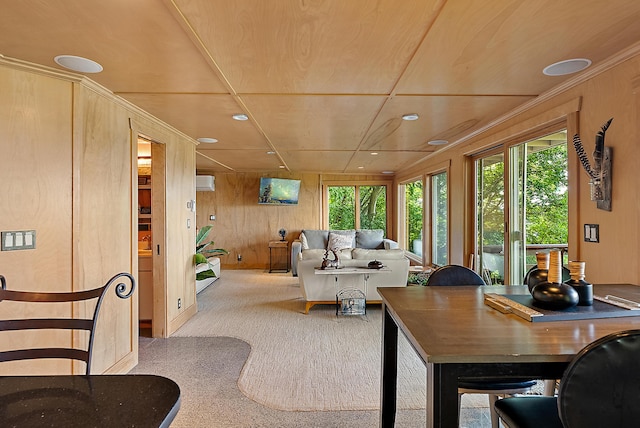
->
left=2, top=0, right=640, bottom=175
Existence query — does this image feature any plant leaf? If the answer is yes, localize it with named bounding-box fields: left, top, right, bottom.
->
left=194, top=253, right=208, bottom=264
left=195, top=225, right=213, bottom=247
left=196, top=269, right=217, bottom=281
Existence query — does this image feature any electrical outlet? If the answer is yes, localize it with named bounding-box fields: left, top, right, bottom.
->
left=237, top=254, right=242, bottom=262
left=178, top=298, right=182, bottom=309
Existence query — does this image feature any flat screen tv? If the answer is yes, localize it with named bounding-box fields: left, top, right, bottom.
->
left=258, top=177, right=301, bottom=205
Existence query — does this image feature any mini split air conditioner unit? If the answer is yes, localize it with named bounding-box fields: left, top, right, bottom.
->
left=196, top=175, right=215, bottom=191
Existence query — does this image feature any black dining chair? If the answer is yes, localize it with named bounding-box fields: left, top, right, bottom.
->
left=427, top=264, right=538, bottom=428
left=0, top=272, right=135, bottom=375
left=495, top=329, right=640, bottom=428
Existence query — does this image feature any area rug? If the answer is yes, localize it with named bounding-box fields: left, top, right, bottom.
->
left=172, top=269, right=440, bottom=411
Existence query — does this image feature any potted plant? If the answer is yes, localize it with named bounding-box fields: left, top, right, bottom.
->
left=195, top=225, right=228, bottom=292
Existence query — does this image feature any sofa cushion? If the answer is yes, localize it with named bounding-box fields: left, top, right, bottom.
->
left=327, top=230, right=356, bottom=251
left=301, top=248, right=352, bottom=260
left=356, top=229, right=384, bottom=249
left=300, top=230, right=329, bottom=250
left=352, top=248, right=406, bottom=260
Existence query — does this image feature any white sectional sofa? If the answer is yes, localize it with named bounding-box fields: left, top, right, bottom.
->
left=291, top=229, right=401, bottom=276
left=292, top=229, right=409, bottom=313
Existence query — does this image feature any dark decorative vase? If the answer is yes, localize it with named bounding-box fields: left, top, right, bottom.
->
left=525, top=252, right=549, bottom=293
left=564, top=260, right=593, bottom=306
left=531, top=250, right=579, bottom=310
left=525, top=251, right=571, bottom=293
left=532, top=282, right=580, bottom=310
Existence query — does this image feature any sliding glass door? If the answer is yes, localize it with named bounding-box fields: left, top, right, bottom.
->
left=475, top=130, right=568, bottom=285
left=476, top=153, right=505, bottom=284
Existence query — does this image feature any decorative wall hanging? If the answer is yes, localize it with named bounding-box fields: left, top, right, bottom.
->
left=572, top=118, right=613, bottom=211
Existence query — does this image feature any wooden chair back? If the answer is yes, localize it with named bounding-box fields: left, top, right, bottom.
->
left=0, top=272, right=135, bottom=375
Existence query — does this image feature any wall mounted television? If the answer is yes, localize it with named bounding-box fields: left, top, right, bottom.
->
left=258, top=177, right=301, bottom=205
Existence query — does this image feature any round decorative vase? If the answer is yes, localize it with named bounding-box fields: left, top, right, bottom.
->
left=531, top=250, right=579, bottom=310
left=525, top=252, right=549, bottom=293
left=564, top=260, right=593, bottom=306
left=531, top=282, right=580, bottom=310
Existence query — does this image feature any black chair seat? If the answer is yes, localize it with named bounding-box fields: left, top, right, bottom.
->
left=458, top=379, right=537, bottom=391
left=495, top=396, right=561, bottom=428
left=495, top=329, right=640, bottom=428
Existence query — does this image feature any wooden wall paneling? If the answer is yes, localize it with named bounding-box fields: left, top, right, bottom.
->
left=633, top=75, right=640, bottom=283
left=0, top=65, right=74, bottom=375
left=566, top=111, right=581, bottom=263
left=74, top=84, right=136, bottom=373
left=164, top=132, right=197, bottom=335
left=197, top=173, right=321, bottom=270
left=571, top=59, right=640, bottom=284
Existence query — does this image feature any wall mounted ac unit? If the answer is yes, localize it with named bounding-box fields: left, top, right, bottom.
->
left=196, top=175, right=215, bottom=191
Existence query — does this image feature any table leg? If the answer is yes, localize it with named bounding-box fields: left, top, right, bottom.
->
left=380, top=304, right=398, bottom=428
left=426, top=363, right=460, bottom=428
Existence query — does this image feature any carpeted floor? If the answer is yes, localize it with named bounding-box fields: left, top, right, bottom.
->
left=130, top=270, right=507, bottom=427
left=171, top=269, right=435, bottom=411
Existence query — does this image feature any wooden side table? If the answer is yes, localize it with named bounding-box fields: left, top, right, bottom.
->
left=268, top=240, right=290, bottom=273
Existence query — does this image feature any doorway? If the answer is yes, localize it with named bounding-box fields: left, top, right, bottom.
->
left=135, top=135, right=167, bottom=338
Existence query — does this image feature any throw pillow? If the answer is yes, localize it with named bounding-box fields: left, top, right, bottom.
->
left=327, top=231, right=355, bottom=251
left=300, top=232, right=309, bottom=250
left=301, top=230, right=329, bottom=249
left=356, top=229, right=384, bottom=249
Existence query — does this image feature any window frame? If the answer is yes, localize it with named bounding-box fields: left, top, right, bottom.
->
left=322, top=180, right=393, bottom=235
left=470, top=122, right=570, bottom=284
left=398, top=161, right=450, bottom=267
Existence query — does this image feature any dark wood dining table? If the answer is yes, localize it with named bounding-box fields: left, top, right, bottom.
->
left=378, top=283, right=640, bottom=428
left=0, top=374, right=180, bottom=427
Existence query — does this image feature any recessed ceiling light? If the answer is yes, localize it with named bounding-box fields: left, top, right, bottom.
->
left=358, top=166, right=364, bottom=169
left=54, top=55, right=103, bottom=73
left=381, top=171, right=395, bottom=175
left=428, top=139, right=449, bottom=146
left=402, top=113, right=419, bottom=121
left=371, top=152, right=379, bottom=155
left=197, top=138, right=218, bottom=144
left=266, top=151, right=276, bottom=155
left=232, top=114, right=249, bottom=121
left=543, top=58, right=592, bottom=76
left=278, top=165, right=285, bottom=169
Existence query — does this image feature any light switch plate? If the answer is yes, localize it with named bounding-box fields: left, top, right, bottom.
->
left=1, top=230, right=36, bottom=251
left=584, top=224, right=599, bottom=243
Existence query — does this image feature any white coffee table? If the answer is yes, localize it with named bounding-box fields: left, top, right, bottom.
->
left=314, top=266, right=391, bottom=315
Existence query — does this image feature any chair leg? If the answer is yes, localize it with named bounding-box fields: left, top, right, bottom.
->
left=544, top=379, right=557, bottom=396
left=488, top=394, right=500, bottom=428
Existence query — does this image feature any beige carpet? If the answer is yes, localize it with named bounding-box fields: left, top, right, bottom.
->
left=173, top=270, right=491, bottom=412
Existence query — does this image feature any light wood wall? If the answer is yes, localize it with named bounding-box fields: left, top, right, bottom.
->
left=397, top=53, right=640, bottom=285
left=0, top=58, right=197, bottom=374
left=196, top=172, right=395, bottom=270
left=0, top=65, right=74, bottom=375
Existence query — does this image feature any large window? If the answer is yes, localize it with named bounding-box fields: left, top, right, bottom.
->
left=476, top=153, right=505, bottom=283
left=403, top=179, right=423, bottom=257
left=431, top=172, right=448, bottom=266
left=327, top=184, right=387, bottom=233
left=475, top=130, right=568, bottom=284
left=400, top=171, right=448, bottom=265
